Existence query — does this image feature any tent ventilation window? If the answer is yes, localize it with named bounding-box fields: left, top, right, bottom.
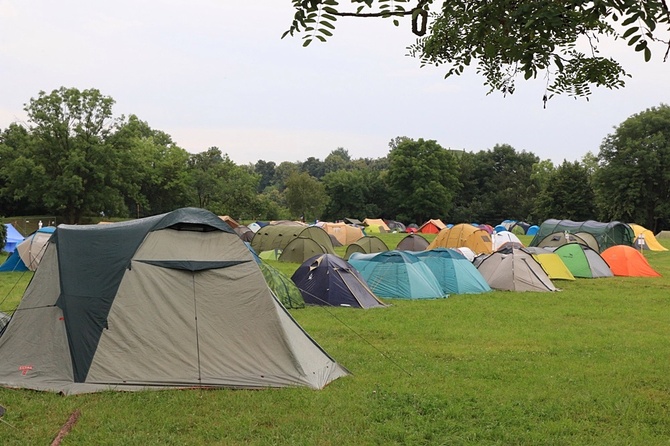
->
left=167, top=223, right=218, bottom=232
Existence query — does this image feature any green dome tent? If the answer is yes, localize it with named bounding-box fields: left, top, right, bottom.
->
left=344, top=236, right=389, bottom=260
left=553, top=243, right=613, bottom=278
left=530, top=219, right=634, bottom=252
left=258, top=261, right=305, bottom=309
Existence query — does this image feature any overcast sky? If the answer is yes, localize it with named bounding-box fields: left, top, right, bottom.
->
left=1, top=1, right=669, bottom=167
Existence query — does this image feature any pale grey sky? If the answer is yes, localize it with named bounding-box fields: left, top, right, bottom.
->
left=1, top=0, right=669, bottom=166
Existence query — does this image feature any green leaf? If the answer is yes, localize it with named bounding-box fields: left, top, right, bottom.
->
left=628, top=35, right=640, bottom=46
left=302, top=39, right=312, bottom=47
left=622, top=26, right=639, bottom=38
left=621, top=15, right=638, bottom=26
left=318, top=28, right=333, bottom=37
left=644, top=47, right=651, bottom=62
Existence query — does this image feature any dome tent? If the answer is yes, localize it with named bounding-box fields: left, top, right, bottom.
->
left=348, top=251, right=446, bottom=299
left=476, top=248, right=557, bottom=292
left=530, top=219, right=634, bottom=252
left=396, top=234, right=430, bottom=251
left=0, top=208, right=348, bottom=394
left=344, top=236, right=389, bottom=260
left=600, top=245, right=661, bottom=277
left=291, top=254, right=386, bottom=308
left=553, top=243, right=613, bottom=278
left=414, top=249, right=491, bottom=294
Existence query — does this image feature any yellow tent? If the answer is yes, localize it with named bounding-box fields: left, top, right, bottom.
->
left=427, top=223, right=492, bottom=255
left=628, top=223, right=668, bottom=251
left=532, top=252, right=575, bottom=280
left=363, top=218, right=390, bottom=233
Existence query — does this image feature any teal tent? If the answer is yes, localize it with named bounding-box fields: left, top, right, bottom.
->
left=414, top=248, right=491, bottom=294
left=348, top=251, right=446, bottom=299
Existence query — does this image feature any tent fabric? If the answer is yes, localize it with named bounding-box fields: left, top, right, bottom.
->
left=291, top=254, right=386, bottom=308
left=348, top=251, right=446, bottom=299
left=278, top=237, right=329, bottom=263
left=527, top=250, right=576, bottom=281
left=396, top=234, right=430, bottom=252
left=344, top=236, right=389, bottom=260
left=251, top=225, right=334, bottom=255
left=15, top=226, right=56, bottom=271
left=628, top=223, right=668, bottom=251
left=0, top=250, right=29, bottom=272
left=492, top=231, right=524, bottom=251
left=530, top=219, right=634, bottom=252
left=533, top=231, right=598, bottom=252
left=385, top=220, right=407, bottom=233
left=476, top=248, right=557, bottom=292
left=258, top=262, right=306, bottom=309
left=2, top=224, right=25, bottom=253
left=0, top=208, right=348, bottom=394
left=600, top=245, right=661, bottom=277
left=526, top=225, right=540, bottom=236
left=414, top=249, right=491, bottom=294
left=362, top=218, right=390, bottom=233
left=427, top=224, right=493, bottom=255
left=218, top=215, right=240, bottom=229
left=418, top=219, right=446, bottom=234
left=553, top=244, right=613, bottom=278
left=319, top=222, right=364, bottom=246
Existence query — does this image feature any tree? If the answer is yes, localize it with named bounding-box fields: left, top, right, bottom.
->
left=323, top=148, right=352, bottom=174
left=284, top=171, right=329, bottom=221
left=254, top=160, right=277, bottom=192
left=534, top=160, right=595, bottom=221
left=321, top=168, right=387, bottom=220
left=301, top=156, right=325, bottom=179
left=285, top=0, right=670, bottom=100
left=273, top=161, right=301, bottom=191
left=386, top=138, right=461, bottom=223
left=1, top=87, right=126, bottom=224
left=593, top=104, right=670, bottom=231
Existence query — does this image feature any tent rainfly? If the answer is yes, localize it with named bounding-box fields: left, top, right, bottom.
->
left=0, top=208, right=348, bottom=394
left=553, top=243, right=613, bottom=278
left=530, top=219, right=634, bottom=252
left=396, top=234, right=430, bottom=252
left=476, top=248, right=557, bottom=292
left=628, top=223, right=668, bottom=251
left=414, top=248, right=491, bottom=294
left=600, top=245, right=661, bottom=277
left=344, top=236, right=389, bottom=260
left=291, top=254, right=386, bottom=308
left=428, top=223, right=493, bottom=255
left=2, top=224, right=25, bottom=253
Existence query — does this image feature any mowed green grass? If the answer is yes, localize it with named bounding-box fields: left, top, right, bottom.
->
left=1, top=235, right=670, bottom=445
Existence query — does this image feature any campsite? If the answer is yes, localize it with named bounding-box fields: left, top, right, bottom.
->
left=1, top=228, right=670, bottom=444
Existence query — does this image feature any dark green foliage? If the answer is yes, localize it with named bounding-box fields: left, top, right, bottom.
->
left=594, top=104, right=670, bottom=232
left=285, top=0, right=670, bottom=98
left=387, top=138, right=461, bottom=224
left=534, top=160, right=596, bottom=221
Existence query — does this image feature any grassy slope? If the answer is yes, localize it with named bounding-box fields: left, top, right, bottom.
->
left=1, top=235, right=669, bottom=445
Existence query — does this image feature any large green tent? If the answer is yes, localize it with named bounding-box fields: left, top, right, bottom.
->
left=529, top=219, right=634, bottom=252
left=258, top=261, right=305, bottom=309
left=0, top=208, right=348, bottom=394
left=553, top=243, right=613, bottom=278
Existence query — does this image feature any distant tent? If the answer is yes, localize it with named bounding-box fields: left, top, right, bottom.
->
left=344, top=236, right=389, bottom=260
left=233, top=225, right=255, bottom=242
left=396, top=234, right=430, bottom=252
left=492, top=231, right=524, bottom=251
left=319, top=222, right=363, bottom=246
left=0, top=250, right=28, bottom=272
left=523, top=247, right=575, bottom=281
left=10, top=226, right=56, bottom=272
left=258, top=262, right=305, bottom=309
left=478, top=224, right=495, bottom=234
left=344, top=218, right=363, bottom=226
left=526, top=225, right=540, bottom=236
left=628, top=223, right=668, bottom=251
left=600, top=245, right=661, bottom=277
left=530, top=219, right=634, bottom=252
left=362, top=218, right=390, bottom=233
left=418, top=219, right=446, bottom=234
left=251, top=225, right=334, bottom=255
left=2, top=224, right=24, bottom=253
left=348, top=251, right=446, bottom=299
left=406, top=223, right=419, bottom=233
left=476, top=248, right=557, bottom=292
left=248, top=222, right=262, bottom=233
left=533, top=231, right=598, bottom=252
left=218, top=215, right=240, bottom=229
left=554, top=244, right=613, bottom=278
left=291, top=254, right=386, bottom=308
left=454, top=247, right=476, bottom=262
left=278, top=237, right=330, bottom=263
left=428, top=224, right=493, bottom=255
left=414, top=248, right=491, bottom=294
left=493, top=225, right=507, bottom=233
left=385, top=220, right=407, bottom=233
left=510, top=221, right=531, bottom=235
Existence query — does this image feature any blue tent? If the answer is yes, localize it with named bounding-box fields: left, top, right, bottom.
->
left=414, top=248, right=492, bottom=294
left=2, top=223, right=25, bottom=253
left=348, top=251, right=446, bottom=299
left=0, top=250, right=29, bottom=272
left=526, top=225, right=540, bottom=236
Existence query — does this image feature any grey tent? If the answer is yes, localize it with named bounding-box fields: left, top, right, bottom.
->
left=396, top=234, right=430, bottom=251
left=344, top=236, right=389, bottom=260
left=476, top=248, right=557, bottom=292
left=0, top=208, right=348, bottom=394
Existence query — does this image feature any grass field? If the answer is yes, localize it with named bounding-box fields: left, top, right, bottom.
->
left=1, top=234, right=669, bottom=445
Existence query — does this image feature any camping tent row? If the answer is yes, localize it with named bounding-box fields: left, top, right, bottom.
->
left=347, top=249, right=491, bottom=299
left=0, top=208, right=348, bottom=394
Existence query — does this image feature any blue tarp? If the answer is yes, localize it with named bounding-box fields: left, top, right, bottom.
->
left=2, top=224, right=25, bottom=253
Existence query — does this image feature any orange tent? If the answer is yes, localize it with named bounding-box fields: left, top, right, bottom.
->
left=600, top=245, right=661, bottom=277
left=427, top=223, right=493, bottom=255
left=418, top=219, right=446, bottom=234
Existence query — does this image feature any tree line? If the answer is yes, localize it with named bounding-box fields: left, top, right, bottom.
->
left=1, top=88, right=669, bottom=233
